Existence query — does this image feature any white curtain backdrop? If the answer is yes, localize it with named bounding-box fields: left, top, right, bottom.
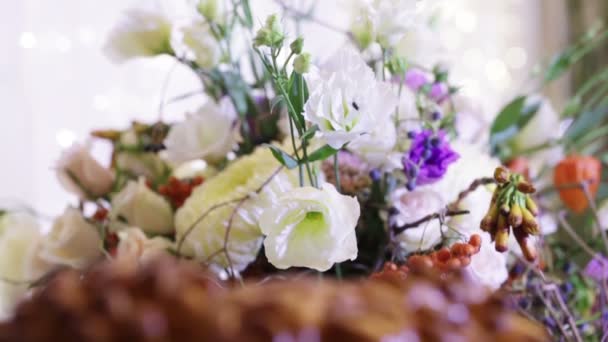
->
left=1, top=0, right=546, bottom=216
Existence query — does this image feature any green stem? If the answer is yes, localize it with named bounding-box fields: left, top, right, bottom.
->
left=334, top=152, right=341, bottom=193
left=335, top=263, right=343, bottom=281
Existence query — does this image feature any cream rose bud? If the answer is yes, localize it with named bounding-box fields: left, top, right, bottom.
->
left=111, top=178, right=174, bottom=235
left=39, top=207, right=103, bottom=269
left=164, top=97, right=238, bottom=164
left=0, top=213, right=52, bottom=319
left=103, top=6, right=173, bottom=63
left=56, top=143, right=114, bottom=200
left=259, top=183, right=360, bottom=272
left=116, top=228, right=172, bottom=264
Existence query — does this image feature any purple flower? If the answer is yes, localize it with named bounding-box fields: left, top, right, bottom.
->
left=404, top=68, right=429, bottom=91
left=583, top=255, right=608, bottom=282
left=429, top=82, right=449, bottom=103
left=402, top=129, right=459, bottom=187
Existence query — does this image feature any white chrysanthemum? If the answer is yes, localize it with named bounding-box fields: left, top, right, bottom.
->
left=39, top=207, right=103, bottom=269
left=304, top=47, right=398, bottom=149
left=350, top=0, right=422, bottom=49
left=171, top=19, right=222, bottom=68
left=392, top=141, right=500, bottom=251
left=164, top=97, right=238, bottom=164
left=103, top=6, right=173, bottom=63
left=466, top=232, right=508, bottom=290
left=175, top=146, right=297, bottom=272
left=110, top=178, right=174, bottom=235
left=259, top=183, right=360, bottom=271
left=0, top=213, right=52, bottom=319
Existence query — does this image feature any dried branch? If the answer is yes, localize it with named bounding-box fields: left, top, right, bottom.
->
left=393, top=209, right=470, bottom=236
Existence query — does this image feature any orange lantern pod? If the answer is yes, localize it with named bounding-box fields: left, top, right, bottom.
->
left=553, top=155, right=602, bottom=213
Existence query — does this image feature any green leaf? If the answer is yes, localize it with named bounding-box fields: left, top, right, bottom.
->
left=267, top=144, right=298, bottom=169
left=288, top=71, right=309, bottom=130
left=564, top=107, right=608, bottom=143
left=300, top=125, right=318, bottom=142
left=240, top=0, right=253, bottom=28
left=306, top=145, right=338, bottom=162
left=490, top=96, right=542, bottom=156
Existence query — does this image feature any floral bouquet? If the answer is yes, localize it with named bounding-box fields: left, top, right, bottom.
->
left=1, top=0, right=608, bottom=340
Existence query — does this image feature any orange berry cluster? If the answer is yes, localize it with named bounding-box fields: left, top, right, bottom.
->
left=371, top=262, right=409, bottom=281
left=407, top=234, right=482, bottom=273
left=156, top=176, right=204, bottom=208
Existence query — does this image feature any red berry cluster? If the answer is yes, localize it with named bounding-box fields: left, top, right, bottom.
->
left=156, top=176, right=204, bottom=208
left=407, top=234, right=482, bottom=273
left=371, top=262, right=409, bottom=281
left=104, top=232, right=119, bottom=257
left=91, top=207, right=109, bottom=222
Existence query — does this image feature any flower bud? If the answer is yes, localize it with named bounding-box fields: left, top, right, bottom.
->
left=493, top=166, right=510, bottom=184
left=253, top=14, right=284, bottom=48
left=500, top=203, right=510, bottom=216
left=521, top=208, right=539, bottom=235
left=480, top=203, right=498, bottom=232
left=387, top=56, right=407, bottom=75
left=516, top=181, right=536, bottom=194
left=494, top=216, right=509, bottom=252
left=290, top=37, right=304, bottom=54
left=293, top=52, right=311, bottom=74
left=525, top=195, right=539, bottom=216
left=515, top=229, right=537, bottom=262
left=197, top=0, right=218, bottom=21
left=508, top=203, right=523, bottom=228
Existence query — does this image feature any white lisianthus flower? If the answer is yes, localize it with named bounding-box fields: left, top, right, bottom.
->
left=348, top=116, right=397, bottom=170
left=467, top=232, right=508, bottom=290
left=452, top=95, right=491, bottom=147
left=110, top=178, right=174, bottom=235
left=259, top=183, right=360, bottom=271
left=103, top=6, right=173, bottom=63
left=304, top=47, right=398, bottom=149
left=39, top=207, right=103, bottom=269
left=175, top=146, right=297, bottom=272
left=390, top=188, right=444, bottom=251
left=172, top=20, right=222, bottom=69
left=116, top=227, right=173, bottom=263
left=511, top=97, right=564, bottom=175
left=0, top=213, right=52, bottom=319
left=392, top=142, right=500, bottom=252
left=350, top=0, right=422, bottom=49
left=164, top=97, right=238, bottom=164
left=56, top=143, right=114, bottom=200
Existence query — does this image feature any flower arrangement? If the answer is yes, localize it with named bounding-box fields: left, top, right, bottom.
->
left=1, top=0, right=608, bottom=339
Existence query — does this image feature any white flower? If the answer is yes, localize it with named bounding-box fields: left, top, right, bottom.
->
left=175, top=146, right=297, bottom=272
left=467, top=232, right=508, bottom=290
left=0, top=213, right=52, bottom=319
left=39, top=207, right=103, bottom=269
left=164, top=97, right=238, bottom=164
left=392, top=142, right=500, bottom=252
left=304, top=47, right=398, bottom=149
left=390, top=187, right=444, bottom=251
left=598, top=200, right=608, bottom=229
left=116, top=227, right=172, bottom=264
left=512, top=97, right=564, bottom=175
left=350, top=0, right=422, bottom=49
left=103, top=6, right=173, bottom=63
left=259, top=183, right=360, bottom=271
left=111, top=178, right=174, bottom=235
left=348, top=116, right=397, bottom=170
left=171, top=19, right=222, bottom=68
left=452, top=95, right=491, bottom=147
left=56, top=143, right=114, bottom=200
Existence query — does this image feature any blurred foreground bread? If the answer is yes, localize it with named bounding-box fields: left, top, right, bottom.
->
left=0, top=257, right=547, bottom=341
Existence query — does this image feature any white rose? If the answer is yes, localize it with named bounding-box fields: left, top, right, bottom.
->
left=390, top=187, right=444, bottom=251
left=259, top=183, right=360, bottom=271
left=304, top=47, right=398, bottom=149
left=111, top=178, right=174, bottom=235
left=164, top=97, right=238, bottom=164
left=56, top=143, right=114, bottom=200
left=172, top=20, right=222, bottom=69
left=39, top=207, right=103, bottom=269
left=0, top=213, right=52, bottom=319
left=116, top=227, right=172, bottom=264
left=467, top=232, right=508, bottom=290
left=103, top=6, right=173, bottom=63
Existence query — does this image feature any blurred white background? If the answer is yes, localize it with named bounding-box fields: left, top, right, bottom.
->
left=0, top=0, right=556, bottom=216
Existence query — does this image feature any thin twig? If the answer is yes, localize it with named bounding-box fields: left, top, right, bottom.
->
left=448, top=177, right=495, bottom=210
left=546, top=284, right=583, bottom=342
left=557, top=211, right=601, bottom=260
left=393, top=209, right=470, bottom=235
